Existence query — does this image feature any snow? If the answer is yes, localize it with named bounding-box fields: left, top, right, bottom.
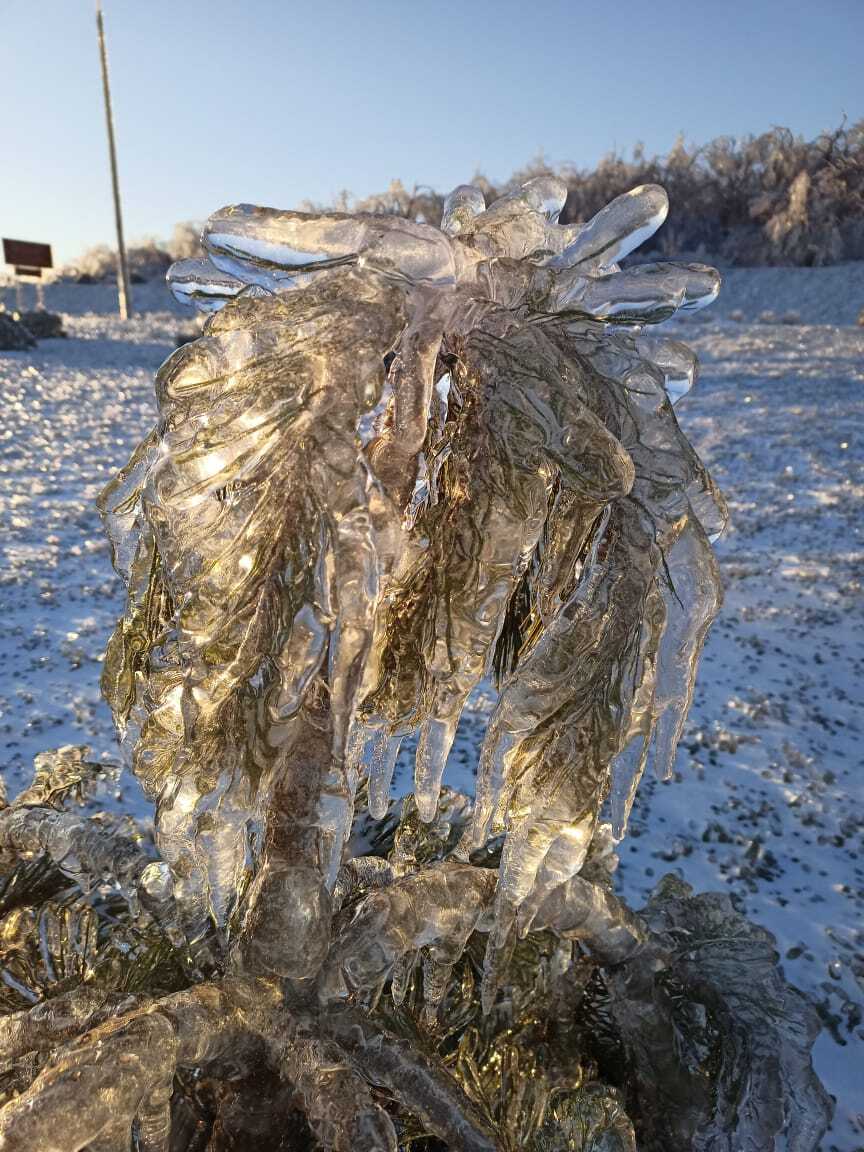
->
left=618, top=313, right=864, bottom=1149
left=0, top=278, right=187, bottom=320
left=708, top=262, right=864, bottom=327
left=0, top=270, right=862, bottom=1146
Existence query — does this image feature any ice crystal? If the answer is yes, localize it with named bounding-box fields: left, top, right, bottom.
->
left=0, top=180, right=831, bottom=1151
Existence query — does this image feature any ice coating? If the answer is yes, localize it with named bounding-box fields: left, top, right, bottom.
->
left=441, top=183, right=487, bottom=236
left=549, top=183, right=669, bottom=270
left=204, top=203, right=458, bottom=287
left=166, top=257, right=250, bottom=312
left=320, top=862, right=496, bottom=1010
left=0, top=178, right=833, bottom=1152
left=635, top=334, right=699, bottom=403
left=549, top=261, right=721, bottom=320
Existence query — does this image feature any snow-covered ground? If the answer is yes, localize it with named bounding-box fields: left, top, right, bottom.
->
left=623, top=316, right=864, bottom=1148
left=0, top=278, right=187, bottom=319
left=4, top=258, right=864, bottom=325
left=0, top=272, right=862, bottom=1147
left=705, top=261, right=864, bottom=326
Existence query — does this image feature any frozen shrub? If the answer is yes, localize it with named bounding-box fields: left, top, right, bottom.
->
left=18, top=311, right=66, bottom=340
left=563, top=122, right=864, bottom=264
left=68, top=222, right=204, bottom=284
left=335, top=122, right=864, bottom=266
left=0, top=307, right=36, bottom=350
left=0, top=179, right=831, bottom=1152
left=167, top=220, right=205, bottom=261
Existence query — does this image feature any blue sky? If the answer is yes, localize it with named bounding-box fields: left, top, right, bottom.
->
left=1, top=0, right=861, bottom=266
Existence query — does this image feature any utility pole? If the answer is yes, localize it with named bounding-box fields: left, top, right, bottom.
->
left=96, top=3, right=132, bottom=318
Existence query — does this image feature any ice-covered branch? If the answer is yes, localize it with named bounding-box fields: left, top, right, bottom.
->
left=0, top=174, right=832, bottom=1151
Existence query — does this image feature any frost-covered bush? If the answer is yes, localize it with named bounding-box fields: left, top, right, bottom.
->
left=341, top=122, right=864, bottom=266
left=17, top=311, right=66, bottom=340
left=68, top=221, right=204, bottom=283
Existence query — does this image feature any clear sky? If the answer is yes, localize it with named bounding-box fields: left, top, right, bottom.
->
left=1, top=0, right=861, bottom=267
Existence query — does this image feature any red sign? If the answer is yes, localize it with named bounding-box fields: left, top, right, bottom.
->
left=3, top=239, right=53, bottom=269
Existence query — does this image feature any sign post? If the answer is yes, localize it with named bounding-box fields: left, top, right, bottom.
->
left=3, top=239, right=53, bottom=312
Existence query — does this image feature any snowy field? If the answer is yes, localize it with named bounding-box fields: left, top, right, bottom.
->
left=0, top=271, right=862, bottom=1147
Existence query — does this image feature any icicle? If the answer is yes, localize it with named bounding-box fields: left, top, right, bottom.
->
left=355, top=728, right=403, bottom=820
left=651, top=514, right=723, bottom=780
left=636, top=334, right=699, bottom=404
left=609, top=582, right=666, bottom=837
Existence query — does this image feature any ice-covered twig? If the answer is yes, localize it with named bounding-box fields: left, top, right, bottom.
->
left=324, top=1007, right=499, bottom=1152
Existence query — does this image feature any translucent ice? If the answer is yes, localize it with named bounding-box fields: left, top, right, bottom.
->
left=0, top=176, right=831, bottom=1152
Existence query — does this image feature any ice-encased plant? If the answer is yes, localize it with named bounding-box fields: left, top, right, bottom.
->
left=0, top=180, right=832, bottom=1151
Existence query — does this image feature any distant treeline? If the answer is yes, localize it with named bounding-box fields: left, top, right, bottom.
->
left=71, top=122, right=864, bottom=278
left=338, top=121, right=864, bottom=267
